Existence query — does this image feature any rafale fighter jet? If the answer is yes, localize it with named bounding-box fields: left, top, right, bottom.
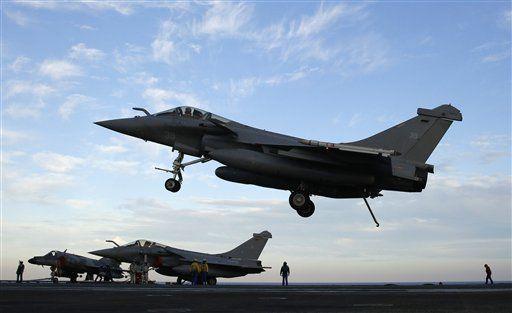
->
left=28, top=250, right=124, bottom=283
left=90, top=231, right=272, bottom=285
left=95, top=104, right=462, bottom=225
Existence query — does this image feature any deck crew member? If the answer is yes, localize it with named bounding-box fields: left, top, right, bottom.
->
left=201, top=260, right=209, bottom=285
left=16, top=261, right=25, bottom=283
left=484, top=264, right=494, bottom=285
left=190, top=259, right=200, bottom=285
left=280, top=261, right=290, bottom=286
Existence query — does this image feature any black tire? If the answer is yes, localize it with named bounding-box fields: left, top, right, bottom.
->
left=52, top=277, right=58, bottom=284
left=208, top=277, right=217, bottom=285
left=177, top=277, right=183, bottom=285
left=289, top=192, right=307, bottom=210
left=297, top=200, right=315, bottom=218
left=165, top=179, right=181, bottom=192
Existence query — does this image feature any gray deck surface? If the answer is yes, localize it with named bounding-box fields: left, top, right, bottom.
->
left=1, top=282, right=511, bottom=312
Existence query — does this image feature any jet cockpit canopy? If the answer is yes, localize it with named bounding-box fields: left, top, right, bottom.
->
left=46, top=250, right=58, bottom=257
left=155, top=106, right=231, bottom=123
left=123, top=239, right=166, bottom=248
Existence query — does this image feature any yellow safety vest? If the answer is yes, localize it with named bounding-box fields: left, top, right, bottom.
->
left=190, top=262, right=200, bottom=273
left=201, top=263, right=209, bottom=273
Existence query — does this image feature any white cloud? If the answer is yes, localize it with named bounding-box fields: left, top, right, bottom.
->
left=4, top=100, right=45, bottom=119
left=470, top=134, right=511, bottom=164
left=17, top=1, right=134, bottom=15
left=119, top=72, right=158, bottom=86
left=5, top=10, right=30, bottom=26
left=78, top=24, right=97, bottom=31
left=194, top=198, right=286, bottom=208
left=348, top=113, right=363, bottom=127
left=225, top=67, right=318, bottom=101
left=229, top=77, right=259, bottom=100
left=10, top=56, right=31, bottom=72
left=1, top=129, right=31, bottom=145
left=4, top=171, right=76, bottom=206
left=113, top=43, right=147, bottom=73
left=247, top=2, right=383, bottom=73
left=85, top=2, right=134, bottom=15
left=95, top=144, right=128, bottom=154
left=264, top=67, right=319, bottom=86
left=505, top=9, right=512, bottom=24
left=69, top=43, right=105, bottom=61
left=194, top=2, right=253, bottom=37
left=58, top=94, right=95, bottom=119
left=470, top=134, right=510, bottom=149
left=39, top=59, right=82, bottom=79
left=91, top=159, right=139, bottom=175
left=32, top=152, right=85, bottom=173
left=151, top=20, right=176, bottom=64
left=337, top=33, right=390, bottom=75
left=293, top=3, right=349, bottom=37
left=470, top=41, right=510, bottom=63
left=142, top=88, right=205, bottom=111
left=151, top=19, right=196, bottom=65
left=65, top=199, right=92, bottom=209
left=419, top=35, right=433, bottom=46
left=5, top=80, right=55, bottom=98
left=482, top=51, right=509, bottom=63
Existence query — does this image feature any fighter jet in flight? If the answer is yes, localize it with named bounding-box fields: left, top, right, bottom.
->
left=28, top=250, right=124, bottom=283
left=95, top=104, right=462, bottom=225
left=90, top=231, right=272, bottom=285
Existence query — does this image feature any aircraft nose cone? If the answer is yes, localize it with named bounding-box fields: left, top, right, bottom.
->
left=94, top=118, right=147, bottom=139
left=89, top=248, right=116, bottom=258
left=28, top=257, right=37, bottom=264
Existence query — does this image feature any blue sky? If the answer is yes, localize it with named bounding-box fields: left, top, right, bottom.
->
left=2, top=1, right=511, bottom=283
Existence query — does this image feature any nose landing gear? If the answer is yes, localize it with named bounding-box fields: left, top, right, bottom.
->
left=155, top=151, right=211, bottom=193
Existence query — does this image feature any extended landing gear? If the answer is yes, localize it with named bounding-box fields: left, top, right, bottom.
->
left=177, top=277, right=183, bottom=285
left=289, top=191, right=315, bottom=218
left=207, top=277, right=217, bottom=285
left=156, top=152, right=210, bottom=193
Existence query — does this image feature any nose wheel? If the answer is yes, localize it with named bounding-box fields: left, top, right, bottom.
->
left=165, top=178, right=181, bottom=192
left=289, top=191, right=315, bottom=218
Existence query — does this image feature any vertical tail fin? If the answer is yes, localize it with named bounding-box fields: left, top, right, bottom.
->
left=350, top=104, right=462, bottom=163
left=217, top=231, right=272, bottom=260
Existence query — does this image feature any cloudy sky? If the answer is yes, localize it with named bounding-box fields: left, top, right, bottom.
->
left=2, top=1, right=511, bottom=283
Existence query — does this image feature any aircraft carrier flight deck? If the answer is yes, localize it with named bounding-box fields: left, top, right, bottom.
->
left=1, top=282, right=511, bottom=313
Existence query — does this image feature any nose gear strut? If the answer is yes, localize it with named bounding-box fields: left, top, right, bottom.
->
left=155, top=152, right=211, bottom=193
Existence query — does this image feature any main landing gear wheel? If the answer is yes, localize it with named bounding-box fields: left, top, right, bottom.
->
left=207, top=277, right=217, bottom=285
left=289, top=191, right=307, bottom=210
left=297, top=200, right=315, bottom=218
left=177, top=277, right=183, bottom=285
left=165, top=178, right=181, bottom=192
left=289, top=191, right=316, bottom=217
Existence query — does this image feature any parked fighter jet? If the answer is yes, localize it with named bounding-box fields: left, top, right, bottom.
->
left=95, top=104, right=462, bottom=224
left=90, top=231, right=272, bottom=285
left=28, top=250, right=124, bottom=283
